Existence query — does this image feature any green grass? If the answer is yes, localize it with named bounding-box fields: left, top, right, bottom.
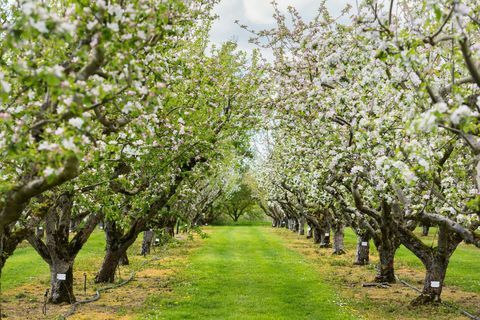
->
left=142, top=226, right=356, bottom=320
left=1, top=225, right=478, bottom=319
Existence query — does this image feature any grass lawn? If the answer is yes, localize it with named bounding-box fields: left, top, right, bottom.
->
left=141, top=226, right=356, bottom=319
left=0, top=225, right=478, bottom=319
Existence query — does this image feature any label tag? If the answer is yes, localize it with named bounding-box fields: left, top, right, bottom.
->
left=57, top=273, right=66, bottom=281
left=155, top=238, right=160, bottom=242
left=361, top=242, right=368, bottom=246
left=431, top=281, right=440, bottom=288
left=325, top=233, right=330, bottom=237
left=39, top=227, right=43, bottom=230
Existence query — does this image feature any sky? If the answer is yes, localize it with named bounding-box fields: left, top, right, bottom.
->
left=210, top=0, right=354, bottom=56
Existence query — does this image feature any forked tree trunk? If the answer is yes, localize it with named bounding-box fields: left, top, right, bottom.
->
left=354, top=234, right=370, bottom=265
left=95, top=220, right=145, bottom=283
left=28, top=194, right=102, bottom=304
left=332, top=225, right=345, bottom=255
left=398, top=224, right=462, bottom=305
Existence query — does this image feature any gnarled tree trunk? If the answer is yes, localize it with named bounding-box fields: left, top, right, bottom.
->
left=373, top=239, right=397, bottom=283
left=332, top=224, right=345, bottom=255
left=28, top=193, right=102, bottom=304
left=95, top=219, right=145, bottom=283
left=48, top=259, right=75, bottom=304
left=398, top=224, right=462, bottom=305
left=319, top=220, right=331, bottom=248
left=354, top=234, right=370, bottom=265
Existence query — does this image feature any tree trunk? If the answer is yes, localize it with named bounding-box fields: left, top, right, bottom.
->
left=36, top=226, right=45, bottom=238
left=95, top=250, right=122, bottom=283
left=313, top=226, right=321, bottom=244
left=306, top=224, right=313, bottom=239
left=332, top=225, right=345, bottom=255
left=374, top=241, right=396, bottom=283
left=119, top=251, right=129, bottom=266
left=354, top=234, right=370, bottom=265
left=298, top=216, right=305, bottom=236
left=141, top=230, right=154, bottom=256
left=397, top=224, right=462, bottom=305
left=411, top=256, right=448, bottom=305
left=49, top=259, right=75, bottom=304
left=95, top=220, right=144, bottom=283
left=422, top=223, right=430, bottom=236
left=319, top=222, right=331, bottom=248
left=0, top=229, right=28, bottom=275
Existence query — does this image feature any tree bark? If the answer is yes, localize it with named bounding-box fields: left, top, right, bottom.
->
left=422, top=223, right=430, bottom=236
left=0, top=227, right=30, bottom=274
left=313, top=226, right=321, bottom=244
left=27, top=193, right=102, bottom=304
left=49, top=259, right=75, bottom=304
left=354, top=234, right=370, bottom=265
left=36, top=226, right=45, bottom=238
left=119, top=251, right=129, bottom=266
left=95, top=250, right=122, bottom=283
left=95, top=219, right=144, bottom=283
left=306, top=224, right=313, bottom=239
left=411, top=256, right=448, bottom=305
left=319, top=221, right=331, bottom=248
left=141, top=230, right=154, bottom=256
left=332, top=225, right=345, bottom=255
left=374, top=239, right=397, bottom=283
left=298, top=216, right=305, bottom=236
left=398, top=224, right=462, bottom=304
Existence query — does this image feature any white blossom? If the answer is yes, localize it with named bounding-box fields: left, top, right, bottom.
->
left=62, top=137, right=77, bottom=151
left=68, top=117, right=84, bottom=129
left=450, top=105, right=472, bottom=125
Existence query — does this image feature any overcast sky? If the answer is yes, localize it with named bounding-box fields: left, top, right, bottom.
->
left=210, top=0, right=354, bottom=56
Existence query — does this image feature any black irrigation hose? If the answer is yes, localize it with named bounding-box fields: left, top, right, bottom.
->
left=395, top=276, right=480, bottom=320
left=60, top=256, right=160, bottom=319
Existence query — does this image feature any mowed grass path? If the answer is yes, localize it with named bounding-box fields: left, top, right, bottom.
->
left=143, top=226, right=356, bottom=320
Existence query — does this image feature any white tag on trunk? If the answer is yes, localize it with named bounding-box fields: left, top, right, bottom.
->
left=325, top=233, right=330, bottom=237
left=57, top=273, right=66, bottom=281
left=361, top=241, right=368, bottom=246
left=39, top=227, right=43, bottom=230
left=155, top=238, right=160, bottom=242
left=431, top=281, right=440, bottom=288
